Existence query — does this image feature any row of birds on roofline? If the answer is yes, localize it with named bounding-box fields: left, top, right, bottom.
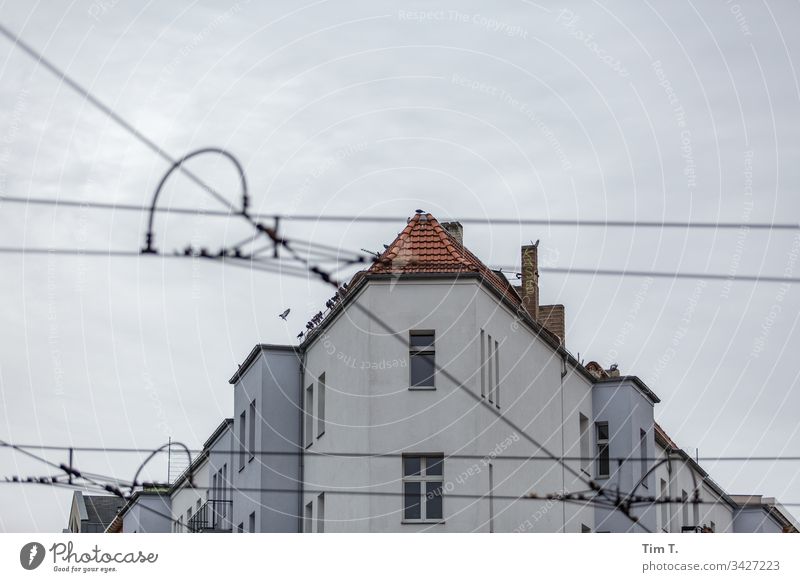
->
left=275, top=282, right=351, bottom=341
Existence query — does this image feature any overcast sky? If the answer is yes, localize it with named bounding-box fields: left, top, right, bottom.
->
left=1, top=0, right=799, bottom=532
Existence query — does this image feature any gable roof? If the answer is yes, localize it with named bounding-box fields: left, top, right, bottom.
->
left=368, top=212, right=521, bottom=304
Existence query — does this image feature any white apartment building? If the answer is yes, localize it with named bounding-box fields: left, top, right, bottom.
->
left=95, top=211, right=798, bottom=534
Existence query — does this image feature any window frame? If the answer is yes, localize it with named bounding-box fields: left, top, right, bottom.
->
left=317, top=492, right=325, bottom=533
left=639, top=428, right=648, bottom=488
left=305, top=384, right=314, bottom=448
left=248, top=399, right=256, bottom=462
left=401, top=453, right=445, bottom=524
left=579, top=413, right=591, bottom=475
left=595, top=421, right=610, bottom=479
left=317, top=373, right=326, bottom=438
left=409, top=331, right=436, bottom=390
left=238, top=409, right=246, bottom=471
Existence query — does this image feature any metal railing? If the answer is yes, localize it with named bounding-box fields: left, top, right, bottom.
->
left=187, top=499, right=232, bottom=532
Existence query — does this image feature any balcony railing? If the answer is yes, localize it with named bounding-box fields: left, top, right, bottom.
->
left=187, top=499, right=232, bottom=532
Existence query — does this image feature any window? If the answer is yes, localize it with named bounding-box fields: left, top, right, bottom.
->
left=579, top=413, right=590, bottom=474
left=595, top=422, right=609, bottom=478
left=402, top=454, right=443, bottom=522
left=494, top=338, right=500, bottom=407
left=660, top=478, right=668, bottom=532
left=249, top=511, right=255, bottom=533
left=317, top=493, right=325, bottom=533
left=238, top=409, right=246, bottom=470
left=237, top=522, right=243, bottom=533
left=409, top=331, right=435, bottom=388
left=304, top=501, right=313, bottom=533
left=479, top=330, right=486, bottom=398
left=581, top=524, right=591, bottom=533
left=248, top=399, right=256, bottom=461
left=305, top=384, right=314, bottom=447
left=317, top=373, right=326, bottom=438
left=487, top=333, right=494, bottom=403
left=186, top=509, right=191, bottom=532
left=639, top=429, right=647, bottom=487
left=681, top=489, right=689, bottom=528
left=709, top=520, right=716, bottom=533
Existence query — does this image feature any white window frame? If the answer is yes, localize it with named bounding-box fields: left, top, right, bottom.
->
left=579, top=413, right=591, bottom=475
left=305, top=384, right=314, bottom=448
left=248, top=399, right=256, bottom=462
left=317, top=373, right=326, bottom=438
left=402, top=454, right=444, bottom=523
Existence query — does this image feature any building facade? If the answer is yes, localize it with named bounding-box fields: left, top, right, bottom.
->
left=93, top=212, right=797, bottom=534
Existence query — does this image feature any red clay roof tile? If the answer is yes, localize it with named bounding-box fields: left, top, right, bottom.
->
left=368, top=213, right=521, bottom=305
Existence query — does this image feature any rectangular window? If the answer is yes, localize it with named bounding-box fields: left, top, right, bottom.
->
left=596, top=422, right=609, bottom=478
left=640, top=429, right=647, bottom=487
left=681, top=489, right=689, bottom=528
left=479, top=330, right=486, bottom=398
left=409, top=331, right=435, bottom=388
left=248, top=399, right=256, bottom=461
left=487, top=333, right=494, bottom=403
left=304, top=501, right=313, bottom=533
left=305, top=385, right=314, bottom=447
left=579, top=413, right=590, bottom=473
left=249, top=511, right=255, bottom=533
left=494, top=339, right=500, bottom=407
left=238, top=409, right=246, bottom=470
left=317, top=373, right=326, bottom=438
left=317, top=492, right=325, bottom=533
left=402, top=454, right=443, bottom=522
left=660, top=478, right=668, bottom=532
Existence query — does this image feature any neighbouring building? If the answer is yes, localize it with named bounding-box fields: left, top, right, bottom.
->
left=65, top=492, right=124, bottom=533
left=93, top=211, right=798, bottom=534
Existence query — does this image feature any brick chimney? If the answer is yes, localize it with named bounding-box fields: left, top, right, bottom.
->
left=520, top=244, right=539, bottom=320
left=441, top=221, right=463, bottom=245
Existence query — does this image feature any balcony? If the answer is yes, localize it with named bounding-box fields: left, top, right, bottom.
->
left=187, top=499, right=232, bottom=533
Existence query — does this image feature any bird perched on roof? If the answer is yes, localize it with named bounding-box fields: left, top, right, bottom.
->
left=278, top=309, right=290, bottom=320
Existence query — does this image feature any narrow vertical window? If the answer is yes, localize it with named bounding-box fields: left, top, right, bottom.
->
left=639, top=429, right=647, bottom=486
left=479, top=329, right=486, bottom=398
left=305, top=384, right=314, bottom=447
left=409, top=331, right=435, bottom=388
left=317, top=492, right=325, bottom=533
left=248, top=399, right=256, bottom=461
left=681, top=489, right=689, bottom=528
left=579, top=413, right=590, bottom=473
left=660, top=478, right=668, bottom=532
left=317, top=373, right=326, bottom=438
left=402, top=454, right=443, bottom=521
left=487, top=334, right=494, bottom=403
left=488, top=462, right=494, bottom=533
left=595, top=422, right=609, bottom=478
left=494, top=339, right=500, bottom=407
left=249, top=511, right=255, bottom=533
left=304, top=501, right=313, bottom=533
left=238, top=409, right=246, bottom=470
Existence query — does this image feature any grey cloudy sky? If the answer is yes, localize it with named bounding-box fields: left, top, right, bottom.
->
left=1, top=0, right=798, bottom=532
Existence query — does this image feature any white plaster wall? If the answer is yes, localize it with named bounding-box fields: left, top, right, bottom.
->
left=302, top=277, right=593, bottom=532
